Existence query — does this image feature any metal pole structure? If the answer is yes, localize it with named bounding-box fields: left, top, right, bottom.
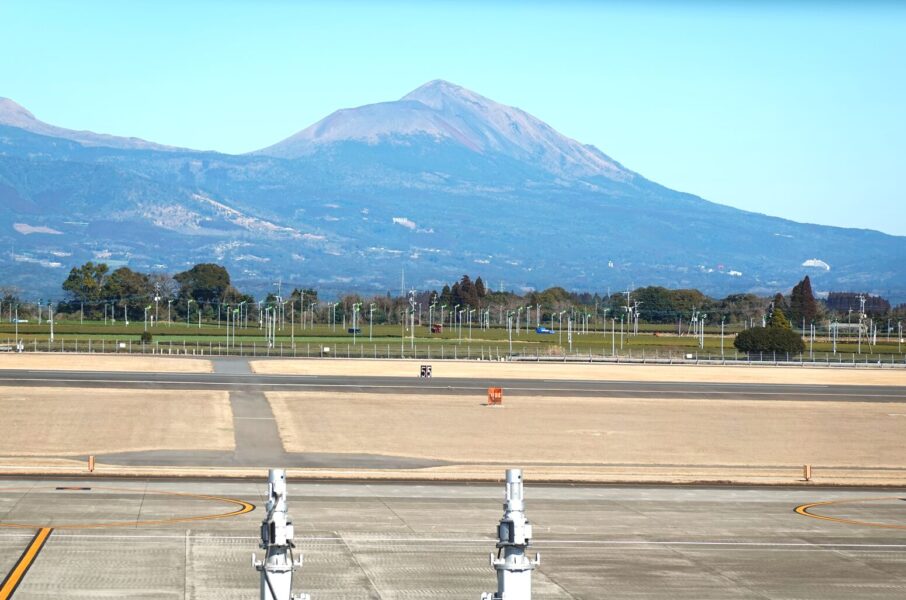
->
left=507, top=312, right=513, bottom=356
left=567, top=317, right=572, bottom=353
left=49, top=302, right=54, bottom=342
left=469, top=309, right=476, bottom=340
left=612, top=318, right=616, bottom=356
left=187, top=299, right=193, bottom=327
left=252, top=469, right=309, bottom=600
left=370, top=303, right=376, bottom=341
left=352, top=303, right=362, bottom=345
left=481, top=469, right=539, bottom=600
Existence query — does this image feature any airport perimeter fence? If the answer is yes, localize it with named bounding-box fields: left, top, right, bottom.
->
left=2, top=336, right=906, bottom=368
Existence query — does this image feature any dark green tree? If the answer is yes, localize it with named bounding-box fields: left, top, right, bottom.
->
left=62, top=261, right=109, bottom=304
left=174, top=263, right=231, bottom=302
left=102, top=267, right=153, bottom=319
left=789, top=276, right=818, bottom=325
left=734, top=304, right=804, bottom=355
left=768, top=306, right=791, bottom=329
left=475, top=277, right=486, bottom=299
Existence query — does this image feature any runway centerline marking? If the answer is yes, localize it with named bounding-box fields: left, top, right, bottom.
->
left=0, top=527, right=52, bottom=599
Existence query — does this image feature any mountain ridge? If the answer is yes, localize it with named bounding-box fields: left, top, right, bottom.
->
left=0, top=82, right=903, bottom=300
left=0, top=96, right=187, bottom=153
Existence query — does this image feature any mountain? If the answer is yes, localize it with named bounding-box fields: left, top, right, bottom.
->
left=257, top=80, right=629, bottom=181
left=0, top=82, right=904, bottom=301
left=0, top=97, right=184, bottom=152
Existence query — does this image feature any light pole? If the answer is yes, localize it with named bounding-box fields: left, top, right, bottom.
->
left=352, top=302, right=362, bottom=345
left=186, top=298, right=193, bottom=327
left=167, top=299, right=172, bottom=326
left=558, top=311, right=566, bottom=347
left=720, top=318, right=725, bottom=357
left=440, top=304, right=447, bottom=332
left=369, top=303, right=376, bottom=341
left=516, top=307, right=522, bottom=336
left=469, top=308, right=476, bottom=340
left=144, top=305, right=151, bottom=332
left=507, top=311, right=513, bottom=355
left=48, top=302, right=54, bottom=342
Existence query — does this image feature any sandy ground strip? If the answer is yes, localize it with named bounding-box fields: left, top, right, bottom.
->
left=0, top=388, right=233, bottom=455
left=0, top=353, right=213, bottom=373
left=2, top=462, right=904, bottom=486
left=267, top=391, right=906, bottom=468
left=251, top=358, right=906, bottom=386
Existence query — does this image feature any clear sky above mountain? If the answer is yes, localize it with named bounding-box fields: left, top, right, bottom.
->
left=1, top=1, right=904, bottom=235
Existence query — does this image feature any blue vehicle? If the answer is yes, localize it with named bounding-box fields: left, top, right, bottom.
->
left=535, top=326, right=555, bottom=334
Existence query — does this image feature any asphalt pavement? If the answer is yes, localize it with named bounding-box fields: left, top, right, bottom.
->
left=0, top=368, right=902, bottom=402
left=1, top=479, right=905, bottom=598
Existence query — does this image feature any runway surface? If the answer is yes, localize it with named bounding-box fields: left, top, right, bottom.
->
left=1, top=478, right=906, bottom=599
left=0, top=367, right=903, bottom=402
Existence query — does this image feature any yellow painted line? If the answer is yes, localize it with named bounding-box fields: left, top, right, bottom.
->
left=0, top=527, right=52, bottom=599
left=795, top=497, right=906, bottom=530
left=0, top=487, right=255, bottom=530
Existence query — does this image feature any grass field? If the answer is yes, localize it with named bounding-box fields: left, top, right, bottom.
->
left=0, top=319, right=903, bottom=361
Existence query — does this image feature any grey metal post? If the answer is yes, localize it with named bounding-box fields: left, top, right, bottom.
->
left=252, top=469, right=309, bottom=600
left=481, top=469, right=539, bottom=600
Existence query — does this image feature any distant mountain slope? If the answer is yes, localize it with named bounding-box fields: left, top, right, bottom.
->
left=0, top=83, right=904, bottom=301
left=0, top=97, right=185, bottom=152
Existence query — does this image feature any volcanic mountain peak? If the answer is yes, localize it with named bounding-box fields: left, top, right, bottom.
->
left=254, top=80, right=631, bottom=180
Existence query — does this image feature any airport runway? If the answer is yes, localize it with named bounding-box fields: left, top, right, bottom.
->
left=0, top=367, right=903, bottom=402
left=1, top=478, right=906, bottom=598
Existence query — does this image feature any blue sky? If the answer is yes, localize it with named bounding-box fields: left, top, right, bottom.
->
left=1, top=1, right=904, bottom=235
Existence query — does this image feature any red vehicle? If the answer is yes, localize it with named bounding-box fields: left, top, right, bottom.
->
left=430, top=324, right=443, bottom=334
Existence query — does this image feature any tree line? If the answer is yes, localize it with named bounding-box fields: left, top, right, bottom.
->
left=1, top=267, right=902, bottom=326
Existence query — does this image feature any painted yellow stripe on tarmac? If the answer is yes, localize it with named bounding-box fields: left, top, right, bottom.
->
left=0, top=487, right=255, bottom=530
left=0, top=527, right=52, bottom=599
left=795, top=497, right=906, bottom=530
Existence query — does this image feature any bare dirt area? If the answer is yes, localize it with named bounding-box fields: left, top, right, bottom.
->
left=0, top=353, right=212, bottom=373
left=251, top=358, right=906, bottom=386
left=267, top=391, right=906, bottom=468
left=0, top=388, right=233, bottom=456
